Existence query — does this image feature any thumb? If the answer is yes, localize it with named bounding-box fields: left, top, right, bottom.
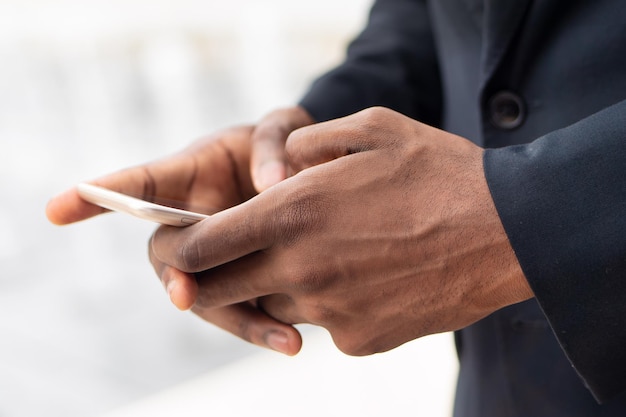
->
left=250, top=106, right=315, bottom=192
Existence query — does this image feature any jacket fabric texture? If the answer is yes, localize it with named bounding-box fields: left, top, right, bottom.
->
left=298, top=0, right=626, bottom=415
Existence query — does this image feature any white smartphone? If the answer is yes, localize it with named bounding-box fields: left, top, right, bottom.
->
left=76, top=183, right=209, bottom=227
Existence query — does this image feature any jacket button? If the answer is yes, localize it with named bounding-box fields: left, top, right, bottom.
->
left=488, top=91, right=525, bottom=129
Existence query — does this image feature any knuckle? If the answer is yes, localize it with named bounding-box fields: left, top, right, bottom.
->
left=354, top=107, right=407, bottom=149
left=335, top=336, right=378, bottom=357
left=237, top=317, right=256, bottom=344
left=288, top=264, right=336, bottom=296
left=177, top=235, right=202, bottom=272
left=274, top=186, right=326, bottom=247
left=357, top=106, right=393, bottom=128
left=299, top=300, right=336, bottom=325
left=296, top=268, right=328, bottom=293
left=331, top=326, right=388, bottom=357
left=332, top=333, right=369, bottom=356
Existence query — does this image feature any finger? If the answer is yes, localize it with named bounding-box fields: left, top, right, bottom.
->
left=150, top=188, right=285, bottom=273
left=286, top=107, right=401, bottom=171
left=46, top=163, right=173, bottom=225
left=46, top=185, right=108, bottom=225
left=151, top=235, right=302, bottom=355
left=188, top=250, right=287, bottom=309
left=149, top=241, right=198, bottom=311
left=250, top=107, right=315, bottom=192
left=257, top=293, right=304, bottom=325
left=161, top=266, right=199, bottom=311
left=192, top=302, right=303, bottom=356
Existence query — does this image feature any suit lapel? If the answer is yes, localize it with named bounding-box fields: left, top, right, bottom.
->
left=481, top=0, right=533, bottom=85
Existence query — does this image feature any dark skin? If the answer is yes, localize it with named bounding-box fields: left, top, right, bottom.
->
left=47, top=106, right=314, bottom=354
left=47, top=106, right=533, bottom=356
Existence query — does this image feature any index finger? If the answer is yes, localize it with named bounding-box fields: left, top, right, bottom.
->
left=45, top=166, right=158, bottom=225
left=45, top=185, right=106, bottom=225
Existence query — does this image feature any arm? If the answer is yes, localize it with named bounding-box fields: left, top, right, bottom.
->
left=299, top=0, right=442, bottom=125
left=150, top=102, right=626, bottom=402
left=485, top=99, right=626, bottom=402
left=150, top=107, right=533, bottom=356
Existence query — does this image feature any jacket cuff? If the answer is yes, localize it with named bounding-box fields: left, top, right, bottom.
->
left=483, top=100, right=626, bottom=402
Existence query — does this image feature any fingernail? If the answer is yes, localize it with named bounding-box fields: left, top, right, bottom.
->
left=256, top=161, right=285, bottom=191
left=166, top=279, right=177, bottom=298
left=166, top=280, right=188, bottom=311
left=265, top=331, right=290, bottom=355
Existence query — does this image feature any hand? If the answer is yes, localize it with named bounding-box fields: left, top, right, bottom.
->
left=46, top=105, right=314, bottom=225
left=150, top=107, right=534, bottom=356
left=47, top=125, right=258, bottom=305
left=46, top=106, right=315, bottom=355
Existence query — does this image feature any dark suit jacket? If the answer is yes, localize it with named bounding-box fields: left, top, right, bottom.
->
left=299, top=0, right=626, bottom=415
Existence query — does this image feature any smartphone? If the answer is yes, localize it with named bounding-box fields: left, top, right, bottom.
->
left=76, top=183, right=209, bottom=227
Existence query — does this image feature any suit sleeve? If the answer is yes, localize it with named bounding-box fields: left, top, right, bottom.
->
left=298, top=0, right=442, bottom=125
left=484, top=99, right=626, bottom=403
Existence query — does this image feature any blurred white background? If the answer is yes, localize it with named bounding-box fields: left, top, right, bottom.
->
left=0, top=1, right=457, bottom=416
